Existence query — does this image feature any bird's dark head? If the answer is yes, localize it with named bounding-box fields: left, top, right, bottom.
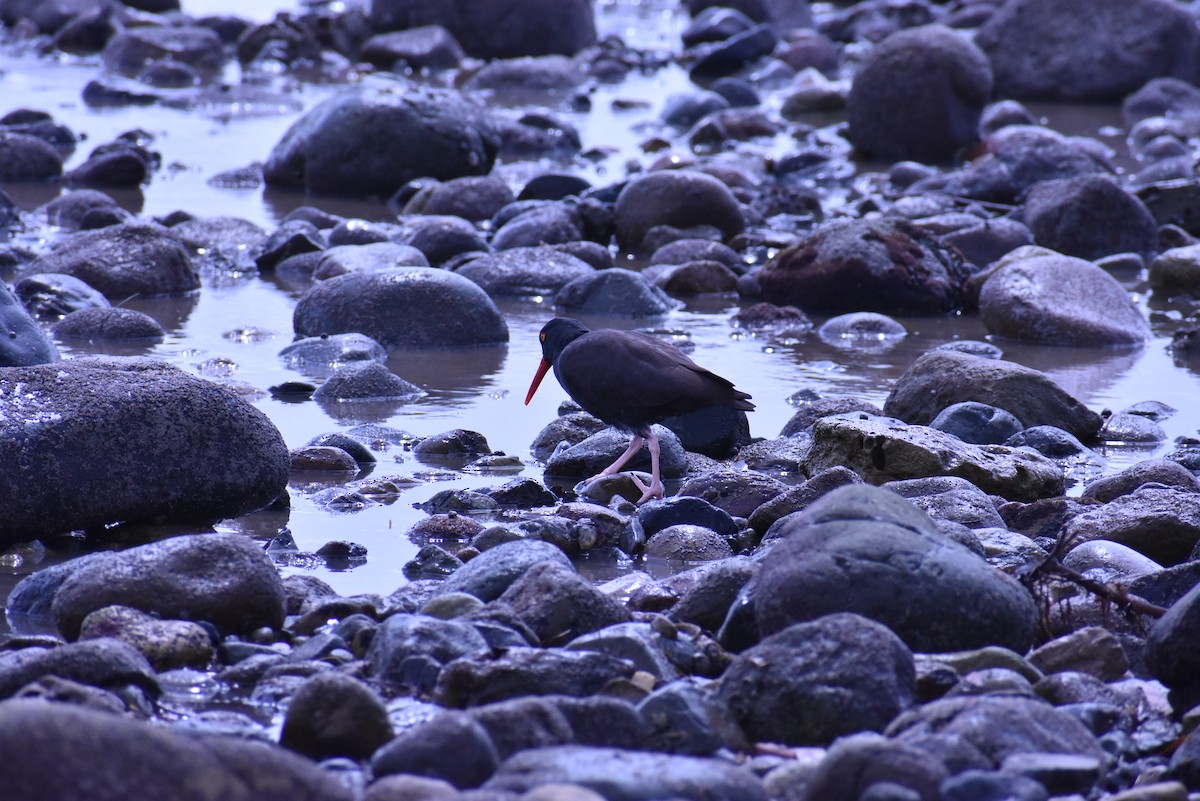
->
left=526, top=318, right=589, bottom=405
left=538, top=317, right=589, bottom=363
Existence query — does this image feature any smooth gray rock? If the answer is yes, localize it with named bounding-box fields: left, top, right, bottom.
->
left=1020, top=175, right=1158, bottom=261
left=102, top=26, right=224, bottom=81
left=544, top=426, right=687, bottom=480
left=498, top=560, right=632, bottom=646
left=554, top=267, right=677, bottom=317
left=293, top=267, right=508, bottom=348
left=52, top=532, right=286, bottom=640
left=1081, top=459, right=1200, bottom=502
left=263, top=82, right=499, bottom=197
left=434, top=647, right=635, bottom=707
left=279, top=672, right=393, bottom=760
left=0, top=637, right=157, bottom=700
left=755, top=485, right=1039, bottom=653
left=802, top=733, right=949, bottom=801
left=366, top=613, right=492, bottom=693
left=0, top=279, right=59, bottom=365
left=434, top=539, right=573, bottom=602
left=613, top=171, right=744, bottom=252
left=53, top=307, right=164, bottom=341
left=887, top=695, right=1106, bottom=771
left=930, top=401, right=1024, bottom=446
left=370, top=709, right=500, bottom=788
left=0, top=358, right=288, bottom=545
left=455, top=246, right=594, bottom=296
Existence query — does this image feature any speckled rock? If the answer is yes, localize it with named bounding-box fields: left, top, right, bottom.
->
left=883, top=349, right=1103, bottom=441
left=0, top=358, right=288, bottom=546
left=803, top=413, right=1064, bottom=502
left=847, top=24, right=991, bottom=163
left=976, top=0, right=1200, bottom=101
left=77, top=604, right=214, bottom=671
left=52, top=532, right=287, bottom=640
left=759, top=218, right=969, bottom=315
left=23, top=221, right=199, bottom=298
left=718, top=613, right=914, bottom=746
left=979, top=248, right=1150, bottom=346
left=0, top=698, right=353, bottom=801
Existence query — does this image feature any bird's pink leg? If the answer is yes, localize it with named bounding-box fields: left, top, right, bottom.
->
left=635, top=429, right=665, bottom=504
left=594, top=434, right=644, bottom=478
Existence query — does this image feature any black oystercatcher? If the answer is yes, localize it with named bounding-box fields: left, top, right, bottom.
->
left=525, top=317, right=754, bottom=503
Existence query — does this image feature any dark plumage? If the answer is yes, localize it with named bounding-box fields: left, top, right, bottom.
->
left=525, top=317, right=753, bottom=503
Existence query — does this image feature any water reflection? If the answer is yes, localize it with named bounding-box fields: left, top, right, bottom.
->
left=385, top=345, right=508, bottom=393
left=124, top=293, right=200, bottom=334
left=997, top=340, right=1145, bottom=405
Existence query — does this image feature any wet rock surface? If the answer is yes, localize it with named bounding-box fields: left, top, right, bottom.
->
left=0, top=1, right=1197, bottom=799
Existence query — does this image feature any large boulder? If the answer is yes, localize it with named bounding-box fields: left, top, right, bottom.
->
left=263, top=83, right=499, bottom=197
left=754, top=485, right=1040, bottom=653
left=759, top=218, right=969, bottom=315
left=0, top=699, right=352, bottom=801
left=293, top=267, right=508, bottom=348
left=51, top=532, right=287, bottom=639
left=22, top=222, right=199, bottom=298
left=975, top=0, right=1200, bottom=101
left=0, top=358, right=288, bottom=546
left=847, top=24, right=991, bottom=163
left=368, top=0, right=596, bottom=60
left=979, top=249, right=1150, bottom=346
left=883, top=349, right=1103, bottom=441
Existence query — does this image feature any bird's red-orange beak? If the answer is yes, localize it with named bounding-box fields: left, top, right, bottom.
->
left=525, top=358, right=551, bottom=405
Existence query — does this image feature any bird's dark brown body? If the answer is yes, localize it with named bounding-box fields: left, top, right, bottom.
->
left=526, top=317, right=753, bottom=502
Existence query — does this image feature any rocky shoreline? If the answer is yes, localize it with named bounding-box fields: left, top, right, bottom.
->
left=3, top=0, right=1200, bottom=800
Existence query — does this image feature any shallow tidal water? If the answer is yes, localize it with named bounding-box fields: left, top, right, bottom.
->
left=3, top=0, right=1200, bottom=617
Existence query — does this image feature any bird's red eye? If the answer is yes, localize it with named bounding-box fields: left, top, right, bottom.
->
left=539, top=332, right=546, bottom=342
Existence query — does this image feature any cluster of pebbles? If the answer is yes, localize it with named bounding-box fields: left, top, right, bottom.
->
left=4, top=0, right=1200, bottom=800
